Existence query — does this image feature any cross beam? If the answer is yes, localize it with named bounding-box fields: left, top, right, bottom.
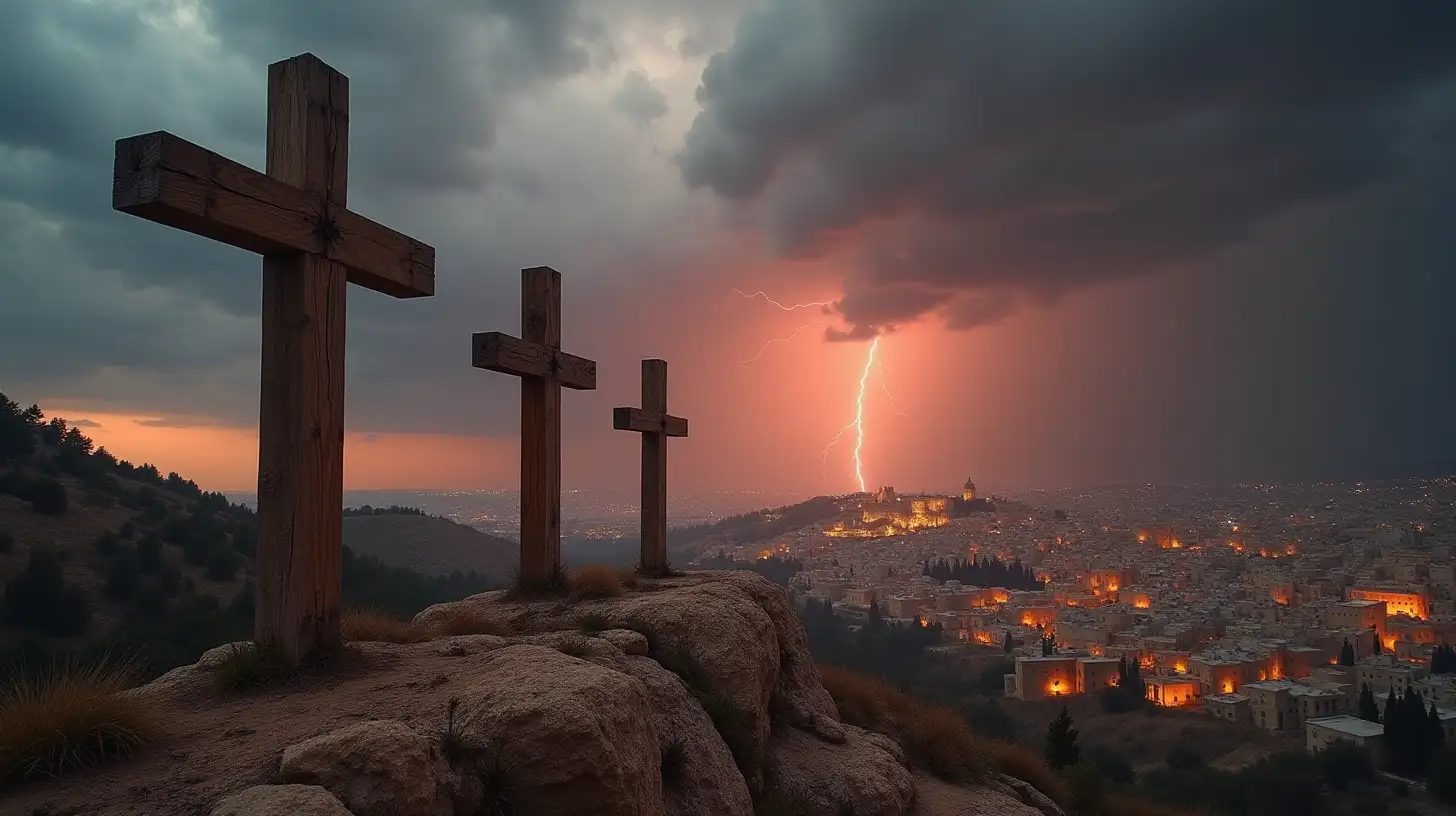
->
left=473, top=267, right=597, bottom=588
left=613, top=359, right=689, bottom=576
left=111, top=53, right=436, bottom=666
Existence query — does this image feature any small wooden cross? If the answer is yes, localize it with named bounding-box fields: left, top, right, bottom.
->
left=111, top=54, right=435, bottom=665
left=614, top=359, right=689, bottom=576
left=473, top=267, right=597, bottom=588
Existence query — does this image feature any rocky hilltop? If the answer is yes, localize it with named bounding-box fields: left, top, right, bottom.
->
left=9, top=571, right=1062, bottom=816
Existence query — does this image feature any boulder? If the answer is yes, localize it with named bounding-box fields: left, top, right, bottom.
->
left=453, top=645, right=663, bottom=816
left=757, top=722, right=915, bottom=816
left=597, top=628, right=650, bottom=656
left=279, top=720, right=451, bottom=816
left=915, top=773, right=1050, bottom=816
left=612, top=655, right=753, bottom=816
left=210, top=784, right=354, bottom=816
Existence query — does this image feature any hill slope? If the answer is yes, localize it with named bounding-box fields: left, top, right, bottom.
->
left=342, top=513, right=514, bottom=579
left=0, top=392, right=500, bottom=678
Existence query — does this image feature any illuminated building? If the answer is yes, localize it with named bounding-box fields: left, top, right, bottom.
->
left=1010, top=656, right=1079, bottom=700
left=962, top=478, right=977, bottom=502
left=1145, top=676, right=1200, bottom=707
left=1346, top=587, right=1429, bottom=620
left=1326, top=599, right=1387, bottom=638
left=824, top=486, right=951, bottom=539
left=1244, top=680, right=1348, bottom=732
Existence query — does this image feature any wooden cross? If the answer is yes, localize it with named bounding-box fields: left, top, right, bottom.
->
left=473, top=267, right=597, bottom=588
left=614, top=360, right=689, bottom=576
left=111, top=54, right=435, bottom=665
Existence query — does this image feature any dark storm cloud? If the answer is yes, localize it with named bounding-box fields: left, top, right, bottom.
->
left=680, top=0, right=1456, bottom=339
left=612, top=71, right=671, bottom=126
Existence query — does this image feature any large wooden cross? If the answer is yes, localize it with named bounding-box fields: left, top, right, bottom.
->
left=614, top=360, right=689, bottom=575
left=112, top=54, right=435, bottom=665
left=473, top=267, right=597, bottom=588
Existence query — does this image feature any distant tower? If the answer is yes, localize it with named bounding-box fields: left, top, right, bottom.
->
left=877, top=486, right=897, bottom=504
left=962, top=479, right=977, bottom=502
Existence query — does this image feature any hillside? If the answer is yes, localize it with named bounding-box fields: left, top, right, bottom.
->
left=0, top=392, right=500, bottom=678
left=341, top=512, right=514, bottom=579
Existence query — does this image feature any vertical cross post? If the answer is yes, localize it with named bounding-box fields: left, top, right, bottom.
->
left=255, top=55, right=350, bottom=664
left=473, top=267, right=598, bottom=588
left=614, top=359, right=689, bottom=575
left=111, top=52, right=436, bottom=666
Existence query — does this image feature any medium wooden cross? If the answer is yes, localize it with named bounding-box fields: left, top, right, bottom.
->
left=614, top=360, right=689, bottom=576
left=473, top=267, right=597, bottom=588
left=111, top=54, right=435, bottom=665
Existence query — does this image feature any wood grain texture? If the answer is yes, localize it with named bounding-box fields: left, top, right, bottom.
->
left=472, top=332, right=597, bottom=390
left=473, top=267, right=598, bottom=588
left=254, top=53, right=349, bottom=664
left=111, top=130, right=434, bottom=298
left=612, top=359, right=688, bottom=575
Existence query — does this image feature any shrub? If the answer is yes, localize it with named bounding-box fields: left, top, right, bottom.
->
left=205, top=549, right=238, bottom=581
left=1432, top=745, right=1456, bottom=804
left=1167, top=745, right=1204, bottom=770
left=28, top=478, right=68, bottom=515
left=660, top=739, right=688, bottom=790
left=989, top=740, right=1072, bottom=810
left=1317, top=740, right=1374, bottom=791
left=1065, top=762, right=1107, bottom=815
left=342, top=608, right=422, bottom=644
left=135, top=533, right=163, bottom=572
left=105, top=553, right=140, bottom=601
left=901, top=704, right=991, bottom=783
left=3, top=548, right=90, bottom=637
left=575, top=612, right=614, bottom=632
left=567, top=564, right=626, bottom=601
left=0, top=657, right=157, bottom=785
left=422, top=605, right=512, bottom=637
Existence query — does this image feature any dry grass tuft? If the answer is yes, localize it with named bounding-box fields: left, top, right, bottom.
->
left=819, top=664, right=990, bottom=784
left=422, top=605, right=513, bottom=638
left=901, top=704, right=991, bottom=784
left=987, top=739, right=1071, bottom=809
left=0, top=658, right=157, bottom=786
left=342, top=607, right=424, bottom=644
left=568, top=564, right=626, bottom=601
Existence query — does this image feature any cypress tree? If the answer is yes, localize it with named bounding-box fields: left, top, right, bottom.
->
left=1046, top=707, right=1081, bottom=769
left=1003, top=630, right=1013, bottom=654
left=1358, top=683, right=1381, bottom=723
left=1339, top=638, right=1355, bottom=666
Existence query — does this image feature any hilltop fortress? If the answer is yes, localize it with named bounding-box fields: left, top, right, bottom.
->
left=825, top=479, right=992, bottom=540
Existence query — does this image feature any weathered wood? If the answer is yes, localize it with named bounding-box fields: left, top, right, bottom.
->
left=472, top=332, right=597, bottom=390
left=473, top=266, right=598, bottom=588
left=611, top=407, right=688, bottom=437
left=613, top=359, right=689, bottom=576
left=112, top=133, right=434, bottom=298
left=254, top=53, right=350, bottom=665
left=110, top=52, right=435, bottom=667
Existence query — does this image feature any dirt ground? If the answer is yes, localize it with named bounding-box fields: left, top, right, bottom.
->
left=5, top=641, right=482, bottom=816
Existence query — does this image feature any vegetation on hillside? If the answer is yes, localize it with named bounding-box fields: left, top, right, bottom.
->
left=667, top=496, right=844, bottom=550
left=0, top=392, right=501, bottom=682
left=343, top=504, right=426, bottom=517
left=922, top=556, right=1045, bottom=591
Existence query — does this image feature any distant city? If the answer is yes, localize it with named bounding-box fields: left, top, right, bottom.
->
left=223, top=488, right=815, bottom=540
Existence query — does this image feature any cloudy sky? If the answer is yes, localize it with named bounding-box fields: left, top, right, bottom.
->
left=3, top=0, right=1454, bottom=496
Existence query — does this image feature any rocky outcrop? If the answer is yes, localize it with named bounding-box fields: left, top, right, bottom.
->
left=18, top=570, right=1059, bottom=816
left=209, top=784, right=353, bottom=816
left=278, top=720, right=453, bottom=816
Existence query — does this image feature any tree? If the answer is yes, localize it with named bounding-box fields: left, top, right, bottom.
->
left=1317, top=741, right=1374, bottom=791
left=1358, top=683, right=1381, bottom=723
left=1432, top=643, right=1456, bottom=675
left=1041, top=631, right=1056, bottom=656
left=0, top=392, right=36, bottom=463
left=1431, top=745, right=1456, bottom=805
left=3, top=547, right=90, bottom=636
left=1045, top=706, right=1081, bottom=769
left=1339, top=638, right=1355, bottom=666
left=1003, top=630, right=1014, bottom=653
left=1371, top=628, right=1382, bottom=655
left=28, top=477, right=68, bottom=515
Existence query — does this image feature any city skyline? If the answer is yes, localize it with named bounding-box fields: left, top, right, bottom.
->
left=4, top=1, right=1455, bottom=496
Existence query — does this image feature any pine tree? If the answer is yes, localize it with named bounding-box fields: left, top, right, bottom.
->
left=1340, top=638, right=1356, bottom=666
left=1046, top=707, right=1081, bottom=769
left=1428, top=704, right=1447, bottom=765
left=1358, top=683, right=1381, bottom=723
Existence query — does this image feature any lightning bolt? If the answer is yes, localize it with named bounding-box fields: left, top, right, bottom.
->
left=878, top=359, right=909, bottom=418
left=731, top=289, right=835, bottom=312
left=739, top=319, right=824, bottom=365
